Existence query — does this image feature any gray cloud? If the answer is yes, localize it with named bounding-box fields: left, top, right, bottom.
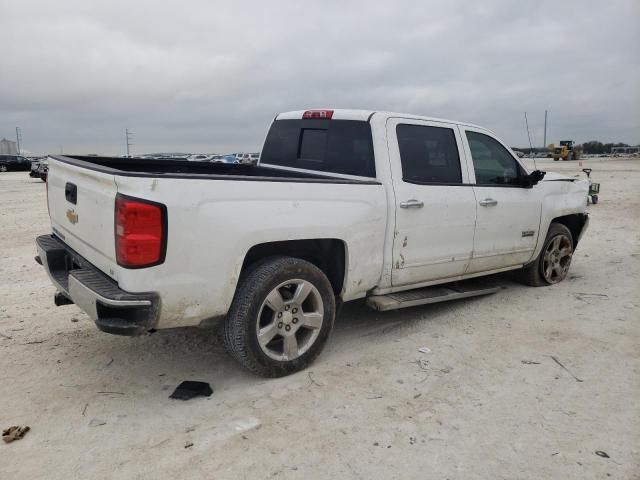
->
left=1, top=0, right=638, bottom=155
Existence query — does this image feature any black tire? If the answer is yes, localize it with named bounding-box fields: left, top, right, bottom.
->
left=591, top=195, right=598, bottom=204
left=0, top=165, right=8, bottom=172
left=223, top=256, right=336, bottom=377
left=518, top=223, right=574, bottom=287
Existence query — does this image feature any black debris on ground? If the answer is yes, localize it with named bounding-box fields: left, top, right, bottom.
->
left=169, top=381, right=213, bottom=400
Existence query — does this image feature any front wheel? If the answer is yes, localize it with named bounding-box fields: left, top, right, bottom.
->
left=518, top=223, right=574, bottom=286
left=223, top=256, right=335, bottom=377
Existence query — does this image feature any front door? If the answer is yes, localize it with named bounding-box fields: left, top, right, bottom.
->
left=461, top=127, right=542, bottom=273
left=387, top=118, right=477, bottom=287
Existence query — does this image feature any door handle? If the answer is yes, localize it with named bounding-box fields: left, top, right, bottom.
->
left=479, top=198, right=498, bottom=207
left=400, top=199, right=424, bottom=209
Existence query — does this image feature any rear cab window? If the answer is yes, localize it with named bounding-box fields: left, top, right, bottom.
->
left=260, top=119, right=376, bottom=178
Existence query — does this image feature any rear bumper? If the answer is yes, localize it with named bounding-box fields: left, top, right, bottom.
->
left=35, top=234, right=160, bottom=335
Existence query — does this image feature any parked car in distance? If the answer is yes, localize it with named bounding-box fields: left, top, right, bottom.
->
left=188, top=154, right=211, bottom=162
left=235, top=153, right=250, bottom=164
left=36, top=109, right=590, bottom=378
left=235, top=152, right=260, bottom=165
left=0, top=154, right=31, bottom=172
left=29, top=158, right=49, bottom=182
left=29, top=160, right=40, bottom=177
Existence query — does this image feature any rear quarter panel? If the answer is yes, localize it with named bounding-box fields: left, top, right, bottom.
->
left=114, top=176, right=387, bottom=328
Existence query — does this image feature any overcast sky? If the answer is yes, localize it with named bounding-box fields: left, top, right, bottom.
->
left=1, top=0, right=638, bottom=155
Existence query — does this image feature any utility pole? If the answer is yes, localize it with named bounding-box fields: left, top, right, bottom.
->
left=543, top=110, right=548, bottom=150
left=125, top=128, right=134, bottom=157
left=15, top=127, right=22, bottom=155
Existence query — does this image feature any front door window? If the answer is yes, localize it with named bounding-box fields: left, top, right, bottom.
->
left=466, top=131, right=524, bottom=186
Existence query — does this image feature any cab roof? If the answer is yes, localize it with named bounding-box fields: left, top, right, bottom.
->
left=275, top=109, right=485, bottom=130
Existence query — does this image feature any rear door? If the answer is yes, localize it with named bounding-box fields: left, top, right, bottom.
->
left=47, top=158, right=119, bottom=278
left=460, top=127, right=542, bottom=272
left=387, top=118, right=477, bottom=286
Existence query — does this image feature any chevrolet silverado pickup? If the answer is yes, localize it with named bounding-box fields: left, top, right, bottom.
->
left=36, top=109, right=589, bottom=377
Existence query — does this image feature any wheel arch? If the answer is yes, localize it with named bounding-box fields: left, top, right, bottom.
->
left=241, top=239, right=348, bottom=296
left=549, top=213, right=589, bottom=247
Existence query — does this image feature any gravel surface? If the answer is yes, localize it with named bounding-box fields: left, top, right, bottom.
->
left=1, top=158, right=638, bottom=479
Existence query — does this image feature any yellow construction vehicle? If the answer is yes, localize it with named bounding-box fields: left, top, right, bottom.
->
left=547, top=140, right=581, bottom=161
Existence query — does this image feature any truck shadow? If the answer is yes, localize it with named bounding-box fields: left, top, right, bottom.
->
left=333, top=273, right=521, bottom=337
left=46, top=273, right=524, bottom=396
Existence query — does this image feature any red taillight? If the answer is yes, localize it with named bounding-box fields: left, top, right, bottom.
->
left=115, top=195, right=166, bottom=268
left=302, top=109, right=333, bottom=119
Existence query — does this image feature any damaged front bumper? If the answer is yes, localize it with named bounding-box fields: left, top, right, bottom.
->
left=35, top=234, right=159, bottom=336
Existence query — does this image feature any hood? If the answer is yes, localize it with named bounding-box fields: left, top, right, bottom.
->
left=541, top=171, right=579, bottom=182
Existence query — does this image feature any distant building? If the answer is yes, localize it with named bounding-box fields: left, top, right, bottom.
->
left=0, top=138, right=17, bottom=155
left=611, top=146, right=640, bottom=155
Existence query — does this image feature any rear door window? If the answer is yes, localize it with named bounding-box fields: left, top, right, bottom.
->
left=261, top=119, right=376, bottom=178
left=396, top=124, right=462, bottom=184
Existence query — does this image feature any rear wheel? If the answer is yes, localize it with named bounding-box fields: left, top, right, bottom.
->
left=591, top=195, right=598, bottom=204
left=0, top=165, right=8, bottom=172
left=223, top=256, right=335, bottom=377
left=518, top=223, right=574, bottom=286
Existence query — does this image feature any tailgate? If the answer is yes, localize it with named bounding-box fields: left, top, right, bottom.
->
left=47, top=157, right=119, bottom=279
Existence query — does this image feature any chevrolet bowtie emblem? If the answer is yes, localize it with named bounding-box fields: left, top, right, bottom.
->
left=66, top=209, right=78, bottom=224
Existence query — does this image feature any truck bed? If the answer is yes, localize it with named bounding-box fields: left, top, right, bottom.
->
left=45, top=152, right=387, bottom=328
left=50, top=155, right=378, bottom=184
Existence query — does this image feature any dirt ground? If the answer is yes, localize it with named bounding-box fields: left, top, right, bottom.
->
left=1, top=158, right=638, bottom=479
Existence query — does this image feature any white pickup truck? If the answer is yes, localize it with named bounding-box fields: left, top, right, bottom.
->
left=36, top=109, right=589, bottom=377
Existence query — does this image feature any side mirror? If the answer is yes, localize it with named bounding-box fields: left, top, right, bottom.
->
left=523, top=169, right=546, bottom=187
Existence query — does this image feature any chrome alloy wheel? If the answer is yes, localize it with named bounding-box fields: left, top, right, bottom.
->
left=542, top=234, right=573, bottom=284
left=256, top=279, right=324, bottom=361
